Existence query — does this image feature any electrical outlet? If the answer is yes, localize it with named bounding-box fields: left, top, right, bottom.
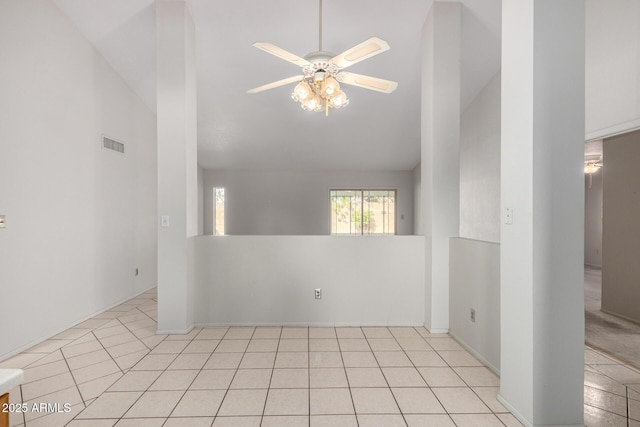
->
left=470, top=308, right=476, bottom=323
left=315, top=289, right=322, bottom=299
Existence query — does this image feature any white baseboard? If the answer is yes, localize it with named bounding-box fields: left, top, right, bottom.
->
left=425, top=327, right=449, bottom=334
left=496, top=395, right=533, bottom=427
left=0, top=285, right=157, bottom=362
left=194, top=322, right=425, bottom=328
left=156, top=325, right=195, bottom=335
left=448, top=330, right=500, bottom=375
left=496, top=394, right=584, bottom=427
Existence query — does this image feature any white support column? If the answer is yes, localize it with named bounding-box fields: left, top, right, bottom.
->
left=156, top=0, right=198, bottom=334
left=421, top=2, right=461, bottom=333
left=499, top=1, right=585, bottom=426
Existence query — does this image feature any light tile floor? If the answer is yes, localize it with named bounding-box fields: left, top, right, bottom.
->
left=0, top=288, right=637, bottom=426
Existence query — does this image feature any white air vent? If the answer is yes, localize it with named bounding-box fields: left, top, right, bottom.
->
left=103, top=136, right=124, bottom=154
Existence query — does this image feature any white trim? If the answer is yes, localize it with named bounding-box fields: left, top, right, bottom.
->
left=194, top=322, right=425, bottom=328
left=585, top=119, right=640, bottom=142
left=448, top=330, right=500, bottom=375
left=424, top=327, right=449, bottom=334
left=451, top=236, right=500, bottom=246
left=496, top=394, right=584, bottom=427
left=496, top=395, right=533, bottom=427
left=0, top=286, right=156, bottom=362
left=156, top=325, right=195, bottom=335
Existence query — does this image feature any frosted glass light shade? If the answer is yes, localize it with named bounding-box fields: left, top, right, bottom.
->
left=329, top=90, right=349, bottom=108
left=292, top=79, right=312, bottom=102
left=322, top=76, right=340, bottom=96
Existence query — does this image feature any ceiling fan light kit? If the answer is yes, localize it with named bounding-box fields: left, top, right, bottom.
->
left=247, top=0, right=397, bottom=116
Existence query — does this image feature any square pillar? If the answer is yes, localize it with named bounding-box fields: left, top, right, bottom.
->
left=421, top=2, right=461, bottom=333
left=499, top=1, right=585, bottom=425
left=156, top=0, right=198, bottom=333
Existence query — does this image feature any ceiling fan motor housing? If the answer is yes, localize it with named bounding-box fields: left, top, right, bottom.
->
left=303, top=51, right=339, bottom=80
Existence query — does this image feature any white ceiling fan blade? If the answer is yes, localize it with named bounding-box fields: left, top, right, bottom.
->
left=252, top=42, right=311, bottom=67
left=337, top=72, right=398, bottom=94
left=330, top=37, right=390, bottom=69
left=247, top=75, right=303, bottom=94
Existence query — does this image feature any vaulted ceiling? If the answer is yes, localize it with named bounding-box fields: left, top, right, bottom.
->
left=53, top=0, right=501, bottom=171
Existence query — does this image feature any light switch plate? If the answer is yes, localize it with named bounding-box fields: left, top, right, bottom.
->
left=161, top=215, right=170, bottom=228
left=505, top=207, right=513, bottom=225
left=0, top=215, right=5, bottom=228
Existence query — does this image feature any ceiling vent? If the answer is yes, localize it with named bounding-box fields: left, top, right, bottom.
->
left=103, top=136, right=124, bottom=154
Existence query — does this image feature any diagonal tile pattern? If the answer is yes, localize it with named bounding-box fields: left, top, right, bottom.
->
left=0, top=288, right=638, bottom=426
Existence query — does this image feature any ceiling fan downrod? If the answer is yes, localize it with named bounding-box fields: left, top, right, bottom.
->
left=318, top=0, right=323, bottom=52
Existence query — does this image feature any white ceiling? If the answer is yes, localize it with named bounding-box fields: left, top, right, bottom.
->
left=53, top=0, right=501, bottom=171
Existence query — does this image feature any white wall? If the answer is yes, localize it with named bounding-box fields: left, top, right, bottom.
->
left=412, top=163, right=422, bottom=235
left=586, top=0, right=640, bottom=139
left=449, top=71, right=501, bottom=374
left=202, top=169, right=414, bottom=236
left=198, top=165, right=204, bottom=235
left=194, top=236, right=424, bottom=325
left=0, top=0, right=157, bottom=359
left=449, top=238, right=500, bottom=373
left=460, top=72, right=501, bottom=243
left=584, top=171, right=602, bottom=268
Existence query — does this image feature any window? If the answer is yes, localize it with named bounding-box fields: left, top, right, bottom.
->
left=214, top=187, right=225, bottom=236
left=330, top=189, right=396, bottom=235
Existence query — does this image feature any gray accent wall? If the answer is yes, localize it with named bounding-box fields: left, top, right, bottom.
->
left=602, top=129, right=640, bottom=323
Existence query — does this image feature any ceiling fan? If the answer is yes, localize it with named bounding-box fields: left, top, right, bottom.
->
left=247, top=0, right=398, bottom=115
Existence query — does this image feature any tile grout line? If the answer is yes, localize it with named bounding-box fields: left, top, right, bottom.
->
left=115, top=316, right=153, bottom=352
left=335, top=327, right=360, bottom=427
left=307, top=327, right=310, bottom=427
left=389, top=327, right=454, bottom=423
left=89, top=330, right=126, bottom=377
left=68, top=296, right=160, bottom=425
left=160, top=326, right=207, bottom=424
left=212, top=326, right=252, bottom=421
left=66, top=296, right=158, bottom=426
left=260, top=326, right=283, bottom=424
left=57, top=332, right=104, bottom=411
left=417, top=330, right=500, bottom=419
left=366, top=328, right=410, bottom=425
